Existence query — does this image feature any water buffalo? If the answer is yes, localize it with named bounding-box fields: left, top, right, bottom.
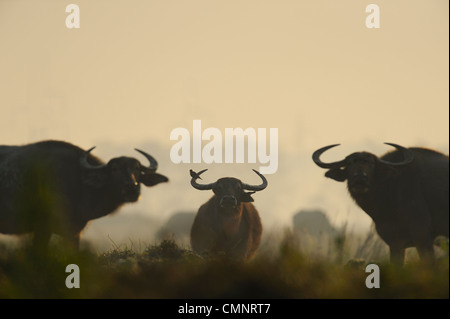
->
left=189, top=169, right=267, bottom=261
left=313, top=143, right=449, bottom=264
left=293, top=209, right=339, bottom=239
left=156, top=211, right=196, bottom=244
left=0, top=140, right=168, bottom=252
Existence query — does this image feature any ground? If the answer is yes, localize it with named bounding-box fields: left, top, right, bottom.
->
left=0, top=230, right=448, bottom=299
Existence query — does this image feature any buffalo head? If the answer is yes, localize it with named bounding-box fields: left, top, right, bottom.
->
left=190, top=169, right=267, bottom=209
left=81, top=147, right=168, bottom=202
left=312, top=143, right=414, bottom=194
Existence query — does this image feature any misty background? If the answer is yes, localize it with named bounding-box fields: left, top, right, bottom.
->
left=0, top=1, right=448, bottom=252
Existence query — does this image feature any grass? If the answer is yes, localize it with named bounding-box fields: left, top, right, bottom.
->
left=0, top=230, right=448, bottom=299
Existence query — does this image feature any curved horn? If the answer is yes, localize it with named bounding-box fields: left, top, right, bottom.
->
left=190, top=169, right=216, bottom=190
left=80, top=146, right=106, bottom=169
left=377, top=143, right=414, bottom=166
left=312, top=144, right=347, bottom=169
left=242, top=169, right=268, bottom=191
left=135, top=148, right=158, bottom=171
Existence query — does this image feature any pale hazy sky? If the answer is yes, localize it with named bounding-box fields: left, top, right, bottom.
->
left=0, top=1, right=448, bottom=239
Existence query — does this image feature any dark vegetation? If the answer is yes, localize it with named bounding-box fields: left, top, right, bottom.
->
left=0, top=231, right=448, bottom=299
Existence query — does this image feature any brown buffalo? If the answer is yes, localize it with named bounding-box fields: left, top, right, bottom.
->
left=189, top=169, right=267, bottom=261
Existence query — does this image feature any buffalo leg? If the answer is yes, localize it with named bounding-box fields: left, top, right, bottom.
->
left=61, top=232, right=80, bottom=251
left=32, top=229, right=51, bottom=255
left=68, top=232, right=81, bottom=250
left=228, top=240, right=249, bottom=262
left=416, top=242, right=435, bottom=265
left=190, top=224, right=216, bottom=255
left=389, top=245, right=405, bottom=266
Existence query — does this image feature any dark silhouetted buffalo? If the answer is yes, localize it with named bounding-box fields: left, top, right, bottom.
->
left=189, top=169, right=267, bottom=261
left=0, top=140, right=168, bottom=252
left=313, top=143, right=449, bottom=264
left=293, top=209, right=339, bottom=239
left=156, top=211, right=196, bottom=244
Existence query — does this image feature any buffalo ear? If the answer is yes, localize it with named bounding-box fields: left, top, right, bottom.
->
left=325, top=169, right=347, bottom=182
left=240, top=191, right=255, bottom=203
left=140, top=172, right=169, bottom=187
